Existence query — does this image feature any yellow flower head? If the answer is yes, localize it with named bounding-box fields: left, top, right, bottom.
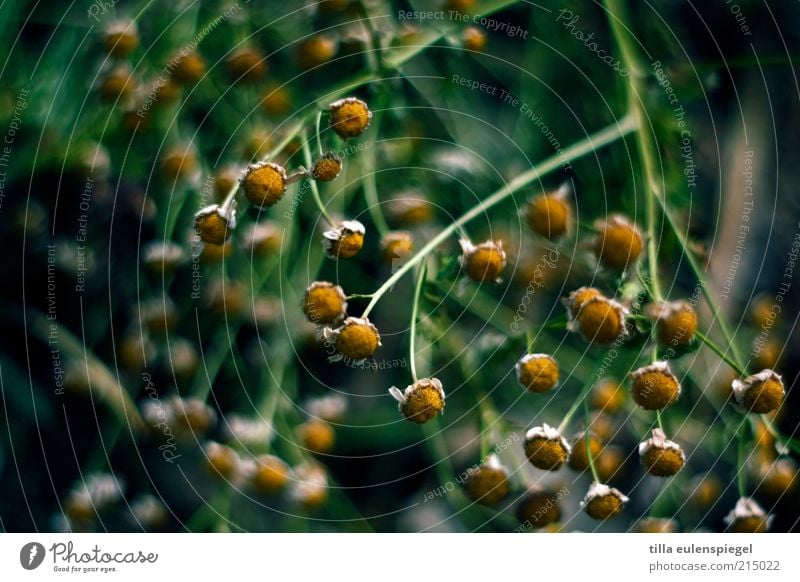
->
left=594, top=214, right=644, bottom=269
left=568, top=295, right=629, bottom=345
left=648, top=300, right=698, bottom=347
left=323, top=220, right=366, bottom=259
left=329, top=97, right=372, bottom=138
left=465, top=454, right=510, bottom=505
left=517, top=488, right=562, bottom=529
left=243, top=221, right=282, bottom=257
left=296, top=420, right=336, bottom=454
left=389, top=378, right=445, bottom=424
left=732, top=369, right=784, bottom=413
left=203, top=441, right=240, bottom=479
left=459, top=238, right=507, bottom=283
left=516, top=353, right=559, bottom=393
left=524, top=424, right=571, bottom=470
left=172, top=51, right=206, bottom=85
left=248, top=454, right=290, bottom=495
left=462, top=26, right=487, bottom=51
left=311, top=152, right=343, bottom=182
left=241, top=161, right=288, bottom=208
left=380, top=231, right=414, bottom=265
left=102, top=20, right=139, bottom=57
left=639, top=428, right=685, bottom=477
left=194, top=202, right=237, bottom=246
left=226, top=47, right=267, bottom=82
left=630, top=361, right=681, bottom=410
left=297, top=34, right=338, bottom=69
left=525, top=184, right=572, bottom=239
left=581, top=482, right=628, bottom=520
left=324, top=316, right=381, bottom=362
left=724, top=497, right=772, bottom=532
left=303, top=281, right=347, bottom=325
left=591, top=378, right=625, bottom=413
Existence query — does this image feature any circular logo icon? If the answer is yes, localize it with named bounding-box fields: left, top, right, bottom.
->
left=20, top=542, right=46, bottom=570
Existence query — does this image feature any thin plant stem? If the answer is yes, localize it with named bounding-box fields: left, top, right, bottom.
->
left=362, top=92, right=391, bottom=238
left=737, top=427, right=748, bottom=497
left=301, top=129, right=336, bottom=227
left=584, top=398, right=601, bottom=483
left=604, top=0, right=663, bottom=302
left=361, top=114, right=638, bottom=318
left=408, top=262, right=428, bottom=382
left=695, top=330, right=746, bottom=376
left=315, top=110, right=325, bottom=157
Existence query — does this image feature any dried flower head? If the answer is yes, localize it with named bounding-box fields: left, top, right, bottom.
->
left=459, top=238, right=507, bottom=283
left=724, top=497, right=773, bottom=533
left=305, top=394, right=348, bottom=423
left=261, top=84, right=292, bottom=117
left=562, top=286, right=603, bottom=319
left=65, top=473, right=125, bottom=522
left=568, top=295, right=629, bottom=345
left=161, top=148, right=197, bottom=182
left=242, top=221, right=282, bottom=256
left=99, top=65, right=135, bottom=101
left=648, top=300, right=698, bottom=347
left=324, top=316, right=381, bottom=362
left=515, top=353, right=559, bottom=393
left=732, top=369, right=784, bottom=413
left=248, top=454, right=290, bottom=495
left=170, top=396, right=217, bottom=434
left=581, top=482, right=628, bottom=520
left=524, top=424, right=571, bottom=470
left=171, top=51, right=206, bottom=85
left=102, top=20, right=139, bottom=57
left=465, top=454, right=510, bottom=505
left=757, top=457, right=798, bottom=499
left=329, top=97, right=372, bottom=138
left=639, top=428, right=685, bottom=477
left=224, top=415, right=273, bottom=448
left=525, top=185, right=572, bottom=239
left=241, top=161, right=288, bottom=208
left=389, top=378, right=445, bottom=424
left=303, top=281, right=347, bottom=325
left=297, top=34, right=338, bottom=69
left=517, top=488, right=562, bottom=529
left=226, top=47, right=267, bottom=82
left=688, top=473, right=722, bottom=508
left=194, top=202, right=237, bottom=245
left=591, top=378, right=625, bottom=413
left=142, top=242, right=185, bottom=273
left=292, top=463, right=329, bottom=509
left=311, top=152, right=343, bottom=181
left=323, top=219, right=366, bottom=259
left=630, top=361, right=681, bottom=410
left=462, top=26, right=487, bottom=51
left=569, top=432, right=603, bottom=471
left=594, top=214, right=644, bottom=270
left=204, top=441, right=241, bottom=479
left=130, top=494, right=168, bottom=530
left=380, top=231, right=414, bottom=265
left=388, top=196, right=432, bottom=225
left=296, top=420, right=336, bottom=454
left=594, top=445, right=625, bottom=482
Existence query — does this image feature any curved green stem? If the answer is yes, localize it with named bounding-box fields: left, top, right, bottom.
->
left=361, top=115, right=637, bottom=318
left=409, top=262, right=428, bottom=382
left=584, top=398, right=601, bottom=483
left=301, top=129, right=336, bottom=227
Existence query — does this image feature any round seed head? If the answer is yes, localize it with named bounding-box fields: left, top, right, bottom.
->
left=172, top=51, right=206, bottom=85
left=571, top=296, right=629, bottom=345
left=380, top=231, right=414, bottom=265
left=648, top=300, right=698, bottom=347
left=297, top=34, right=338, bottom=69
left=323, top=220, right=366, bottom=259
left=630, top=361, right=681, bottom=410
left=261, top=84, right=292, bottom=117
left=562, top=286, right=603, bottom=319
left=311, top=152, right=343, bottom=182
left=329, top=97, right=372, bottom=138
left=638, top=428, right=685, bottom=477
left=194, top=203, right=237, bottom=245
left=459, top=238, right=507, bottom=283
left=296, top=420, right=336, bottom=454
left=102, top=20, right=139, bottom=57
left=516, top=353, right=559, bottom=393
left=204, top=441, right=240, bottom=479
left=465, top=455, right=510, bottom=505
left=249, top=454, right=290, bottom=495
left=517, top=488, right=562, bottom=529
left=241, top=162, right=288, bottom=207
left=389, top=378, right=445, bottom=424
left=724, top=497, right=772, bottom=533
left=732, top=369, right=784, bottom=413
left=591, top=378, right=625, bottom=413
left=594, top=214, right=644, bottom=269
left=525, top=188, right=572, bottom=239
left=303, top=281, right=347, bottom=325
left=581, top=482, right=628, bottom=520
left=328, top=316, right=381, bottom=361
left=226, top=47, right=267, bottom=82
left=524, top=424, right=571, bottom=470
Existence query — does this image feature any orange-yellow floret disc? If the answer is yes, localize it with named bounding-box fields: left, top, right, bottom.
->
left=329, top=97, right=372, bottom=138
left=630, top=362, right=681, bottom=410
left=241, top=162, right=287, bottom=207
left=594, top=214, right=643, bottom=269
left=515, top=354, right=559, bottom=393
left=389, top=378, right=445, bottom=424
left=302, top=281, right=347, bottom=325
left=525, top=192, right=571, bottom=239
